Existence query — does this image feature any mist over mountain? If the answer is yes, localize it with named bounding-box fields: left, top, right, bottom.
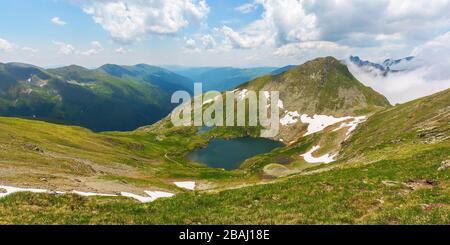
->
left=348, top=56, right=416, bottom=76
left=346, top=33, right=450, bottom=104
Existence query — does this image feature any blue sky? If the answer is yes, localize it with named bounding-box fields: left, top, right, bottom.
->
left=1, top=0, right=450, bottom=68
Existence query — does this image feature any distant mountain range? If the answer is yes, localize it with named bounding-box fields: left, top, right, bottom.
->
left=348, top=56, right=416, bottom=76
left=0, top=62, right=194, bottom=131
left=0, top=62, right=283, bottom=131
left=165, top=66, right=278, bottom=91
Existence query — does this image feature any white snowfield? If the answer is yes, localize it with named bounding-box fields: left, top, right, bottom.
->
left=332, top=116, right=367, bottom=139
left=300, top=114, right=355, bottom=136
left=279, top=108, right=367, bottom=138
left=280, top=111, right=301, bottom=125
left=301, top=145, right=337, bottom=164
left=72, top=190, right=117, bottom=197
left=0, top=185, right=48, bottom=198
left=0, top=185, right=175, bottom=203
left=174, top=181, right=196, bottom=190
left=121, top=191, right=174, bottom=203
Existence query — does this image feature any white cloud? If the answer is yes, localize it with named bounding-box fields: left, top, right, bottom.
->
left=235, top=3, right=258, bottom=14
left=222, top=24, right=270, bottom=49
left=221, top=0, right=450, bottom=51
left=51, top=17, right=67, bottom=25
left=348, top=32, right=450, bottom=104
left=222, top=0, right=319, bottom=49
left=115, top=47, right=130, bottom=54
left=0, top=38, right=15, bottom=52
left=80, top=41, right=103, bottom=56
left=21, top=47, right=39, bottom=56
left=200, top=34, right=217, bottom=50
left=52, top=41, right=104, bottom=56
left=82, top=0, right=210, bottom=43
left=53, top=41, right=76, bottom=55
left=185, top=38, right=196, bottom=48
left=21, top=47, right=38, bottom=53
left=411, top=32, right=450, bottom=81
left=183, top=37, right=200, bottom=53
left=275, top=41, right=350, bottom=59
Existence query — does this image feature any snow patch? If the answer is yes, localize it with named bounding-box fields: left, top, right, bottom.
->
left=174, top=181, right=196, bottom=190
left=280, top=111, right=301, bottom=126
left=301, top=146, right=337, bottom=164
left=332, top=116, right=367, bottom=140
left=120, top=191, right=174, bottom=203
left=300, top=114, right=355, bottom=136
left=277, top=100, right=284, bottom=109
left=120, top=192, right=154, bottom=203
left=0, top=185, right=47, bottom=198
left=0, top=185, right=174, bottom=203
left=145, top=191, right=175, bottom=199
left=72, top=190, right=117, bottom=197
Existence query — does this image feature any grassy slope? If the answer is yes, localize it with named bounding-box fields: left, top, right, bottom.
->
left=0, top=116, right=246, bottom=194
left=0, top=89, right=448, bottom=224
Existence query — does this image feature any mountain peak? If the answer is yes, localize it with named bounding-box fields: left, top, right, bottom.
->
left=243, top=56, right=391, bottom=115
left=349, top=55, right=416, bottom=76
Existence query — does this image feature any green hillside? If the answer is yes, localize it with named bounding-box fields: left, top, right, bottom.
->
left=240, top=56, right=390, bottom=114
left=0, top=62, right=194, bottom=131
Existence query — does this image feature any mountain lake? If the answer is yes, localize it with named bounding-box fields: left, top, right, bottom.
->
left=187, top=137, right=284, bottom=170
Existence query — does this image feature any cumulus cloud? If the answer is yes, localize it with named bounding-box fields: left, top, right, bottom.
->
left=222, top=23, right=271, bottom=49
left=80, top=41, right=104, bottom=56
left=411, top=32, right=450, bottom=81
left=82, top=0, right=210, bottom=43
left=0, top=38, right=15, bottom=52
left=235, top=3, right=258, bottom=14
left=21, top=47, right=39, bottom=56
left=115, top=47, right=130, bottom=54
left=51, top=17, right=67, bottom=25
left=21, top=47, right=38, bottom=53
left=348, top=32, right=450, bottom=104
left=0, top=38, right=38, bottom=55
left=275, top=41, right=351, bottom=60
left=52, top=41, right=104, bottom=56
left=199, top=34, right=217, bottom=50
left=183, top=37, right=202, bottom=53
left=221, top=0, right=450, bottom=51
left=53, top=41, right=76, bottom=55
left=183, top=34, right=223, bottom=53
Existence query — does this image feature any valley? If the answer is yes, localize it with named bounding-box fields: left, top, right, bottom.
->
left=0, top=57, right=448, bottom=224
